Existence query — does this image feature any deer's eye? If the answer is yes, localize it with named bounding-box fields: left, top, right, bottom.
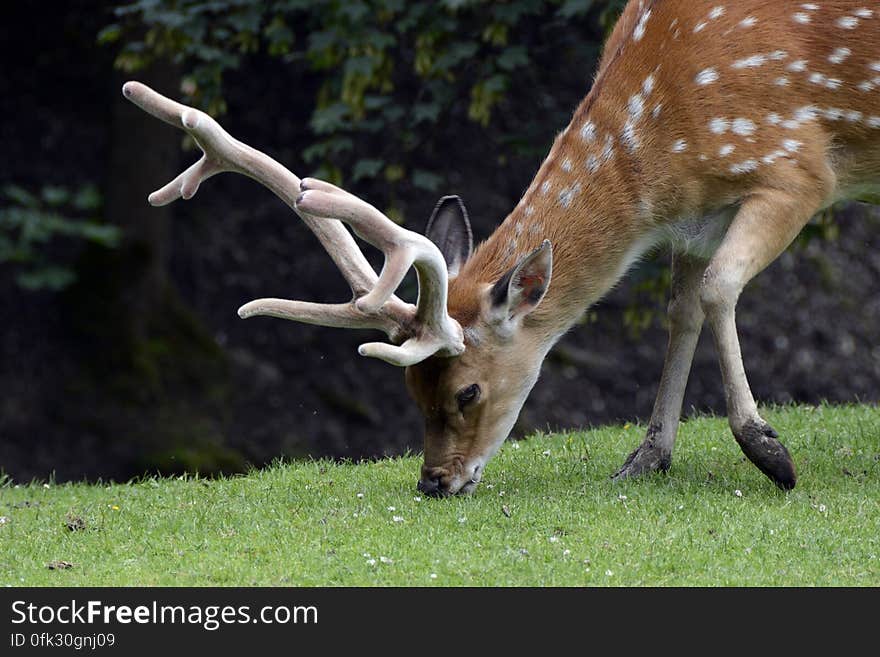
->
left=456, top=384, right=481, bottom=411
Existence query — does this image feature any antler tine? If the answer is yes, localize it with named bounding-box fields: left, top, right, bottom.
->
left=296, top=179, right=465, bottom=364
left=124, top=81, right=463, bottom=366
left=121, top=81, right=387, bottom=302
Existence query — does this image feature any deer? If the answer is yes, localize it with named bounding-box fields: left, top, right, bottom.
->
left=123, top=0, right=880, bottom=496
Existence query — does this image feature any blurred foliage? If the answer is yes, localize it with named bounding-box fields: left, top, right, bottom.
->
left=102, top=0, right=626, bottom=193
left=0, top=184, right=119, bottom=291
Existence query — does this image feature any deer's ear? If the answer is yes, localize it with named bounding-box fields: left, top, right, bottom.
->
left=425, top=195, right=473, bottom=277
left=489, top=240, right=553, bottom=323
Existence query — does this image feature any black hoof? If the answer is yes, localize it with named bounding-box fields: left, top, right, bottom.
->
left=734, top=420, right=797, bottom=490
left=612, top=426, right=672, bottom=481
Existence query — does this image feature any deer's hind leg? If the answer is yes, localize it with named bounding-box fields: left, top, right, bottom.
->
left=700, top=175, right=832, bottom=490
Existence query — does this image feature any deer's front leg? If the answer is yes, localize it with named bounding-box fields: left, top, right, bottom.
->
left=614, top=253, right=707, bottom=481
left=700, top=182, right=829, bottom=490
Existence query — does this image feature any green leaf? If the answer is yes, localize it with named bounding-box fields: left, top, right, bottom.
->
left=97, top=23, right=122, bottom=44
left=352, top=159, right=385, bottom=181
left=16, top=266, right=77, bottom=291
left=72, top=185, right=103, bottom=212
left=497, top=46, right=529, bottom=71
left=412, top=169, right=442, bottom=192
left=558, top=0, right=594, bottom=19
left=41, top=186, right=70, bottom=207
left=3, top=185, right=38, bottom=208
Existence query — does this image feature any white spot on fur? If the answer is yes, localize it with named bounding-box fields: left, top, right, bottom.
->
left=783, top=139, right=803, bottom=152
left=622, top=120, right=639, bottom=152
left=739, top=16, right=757, bottom=28
left=829, top=47, right=851, bottom=64
left=854, top=8, right=873, bottom=19
left=671, top=139, right=687, bottom=153
left=767, top=113, right=782, bottom=125
left=846, top=110, right=864, bottom=122
left=601, top=134, right=615, bottom=161
left=868, top=116, right=880, bottom=128
left=558, top=182, right=582, bottom=208
left=524, top=205, right=535, bottom=218
left=540, top=180, right=552, bottom=195
left=870, top=62, right=880, bottom=72
left=801, top=3, right=819, bottom=10
left=580, top=121, right=597, bottom=143
left=586, top=154, right=600, bottom=173
left=730, top=159, right=759, bottom=174
left=696, top=68, right=719, bottom=85
left=561, top=158, right=573, bottom=172
left=793, top=12, right=811, bottom=24
left=775, top=77, right=790, bottom=86
left=795, top=105, right=819, bottom=122
left=699, top=154, right=708, bottom=161
left=642, top=74, right=656, bottom=95
left=719, top=144, right=735, bottom=157
left=837, top=16, right=859, bottom=29
left=762, top=149, right=788, bottom=165
left=694, top=21, right=707, bottom=33
left=769, top=50, right=788, bottom=61
left=628, top=94, right=645, bottom=120
left=808, top=72, right=826, bottom=85
left=653, top=103, right=662, bottom=119
left=709, top=6, right=725, bottom=20
left=858, top=80, right=875, bottom=92
left=732, top=54, right=767, bottom=69
left=633, top=9, right=652, bottom=41
left=732, top=118, right=756, bottom=136
left=787, top=60, right=808, bottom=72
left=709, top=117, right=730, bottom=134
left=823, top=107, right=844, bottom=121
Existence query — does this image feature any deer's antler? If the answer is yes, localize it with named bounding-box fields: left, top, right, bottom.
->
left=122, top=81, right=464, bottom=366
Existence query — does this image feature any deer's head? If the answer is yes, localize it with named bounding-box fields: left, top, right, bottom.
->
left=122, top=82, right=552, bottom=497
left=405, top=198, right=554, bottom=496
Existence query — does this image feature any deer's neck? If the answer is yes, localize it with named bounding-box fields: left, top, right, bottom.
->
left=459, top=97, right=675, bottom=338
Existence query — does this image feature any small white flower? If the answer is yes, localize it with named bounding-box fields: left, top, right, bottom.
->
left=605, top=570, right=614, bottom=576
left=392, top=515, right=404, bottom=523
left=366, top=558, right=377, bottom=566
left=542, top=449, right=551, bottom=457
left=43, top=484, right=50, bottom=489
left=430, top=573, right=438, bottom=579
left=549, top=536, right=560, bottom=543
left=618, top=494, right=628, bottom=501
left=458, top=516, right=467, bottom=524
left=512, top=443, right=520, bottom=450
left=819, top=504, right=827, bottom=513
left=387, top=506, right=396, bottom=511
left=413, top=496, right=422, bottom=502
left=734, top=489, right=743, bottom=498
left=356, top=493, right=364, bottom=499
left=677, top=504, right=684, bottom=510
left=0, top=516, right=9, bottom=525
left=563, top=549, right=571, bottom=556
left=362, top=552, right=371, bottom=558
left=379, top=556, right=393, bottom=564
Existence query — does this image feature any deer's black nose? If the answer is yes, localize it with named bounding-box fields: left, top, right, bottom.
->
left=417, top=476, right=443, bottom=497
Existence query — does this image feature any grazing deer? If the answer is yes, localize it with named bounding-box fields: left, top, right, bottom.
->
left=124, top=0, right=880, bottom=495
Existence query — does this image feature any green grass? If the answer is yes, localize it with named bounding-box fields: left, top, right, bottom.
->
left=1, top=403, right=878, bottom=586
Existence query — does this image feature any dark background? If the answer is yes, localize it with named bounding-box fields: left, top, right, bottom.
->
left=2, top=1, right=878, bottom=484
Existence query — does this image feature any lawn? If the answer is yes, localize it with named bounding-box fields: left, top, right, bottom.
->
left=1, top=404, right=878, bottom=586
